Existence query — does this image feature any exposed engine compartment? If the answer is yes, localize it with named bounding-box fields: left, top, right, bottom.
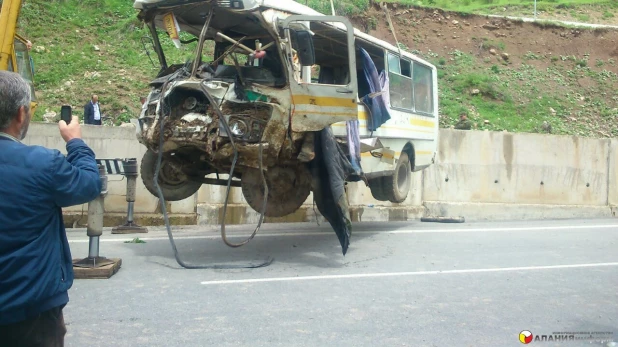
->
left=137, top=59, right=296, bottom=171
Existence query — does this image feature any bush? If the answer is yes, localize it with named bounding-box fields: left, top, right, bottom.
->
left=453, top=73, right=508, bottom=101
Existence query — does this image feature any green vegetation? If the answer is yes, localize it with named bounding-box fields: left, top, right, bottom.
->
left=411, top=47, right=618, bottom=137
left=124, top=237, right=146, bottom=244
left=18, top=0, right=197, bottom=124
left=13, top=0, right=618, bottom=138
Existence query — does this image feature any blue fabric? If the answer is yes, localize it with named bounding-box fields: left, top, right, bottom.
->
left=346, top=120, right=362, bottom=175
left=0, top=137, right=101, bottom=325
left=359, top=47, right=391, bottom=131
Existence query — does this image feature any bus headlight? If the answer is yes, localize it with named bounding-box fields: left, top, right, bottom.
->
left=229, top=119, right=247, bottom=137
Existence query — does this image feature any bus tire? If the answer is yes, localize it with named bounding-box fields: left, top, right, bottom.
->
left=385, top=152, right=412, bottom=203
left=140, top=150, right=202, bottom=201
left=241, top=165, right=311, bottom=218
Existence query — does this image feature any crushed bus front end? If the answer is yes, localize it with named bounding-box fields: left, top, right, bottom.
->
left=134, top=0, right=318, bottom=219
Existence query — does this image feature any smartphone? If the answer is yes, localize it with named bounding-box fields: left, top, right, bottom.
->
left=60, top=105, right=72, bottom=124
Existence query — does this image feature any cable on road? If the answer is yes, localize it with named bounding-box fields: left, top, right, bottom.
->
left=152, top=76, right=273, bottom=269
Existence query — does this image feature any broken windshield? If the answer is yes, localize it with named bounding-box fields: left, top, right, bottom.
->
left=145, top=5, right=286, bottom=88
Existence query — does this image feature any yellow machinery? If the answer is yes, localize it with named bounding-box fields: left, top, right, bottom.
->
left=0, top=0, right=37, bottom=115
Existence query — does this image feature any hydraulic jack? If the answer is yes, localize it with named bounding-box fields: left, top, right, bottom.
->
left=72, top=164, right=122, bottom=279
left=112, top=158, right=148, bottom=234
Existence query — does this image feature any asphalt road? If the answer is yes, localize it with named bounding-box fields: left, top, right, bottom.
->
left=64, top=219, right=618, bottom=347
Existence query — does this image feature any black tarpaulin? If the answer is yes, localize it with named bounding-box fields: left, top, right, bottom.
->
left=308, top=126, right=361, bottom=256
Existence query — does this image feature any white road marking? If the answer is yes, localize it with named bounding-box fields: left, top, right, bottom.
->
left=67, top=223, right=618, bottom=243
left=200, top=262, right=618, bottom=285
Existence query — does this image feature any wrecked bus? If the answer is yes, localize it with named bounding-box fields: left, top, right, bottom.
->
left=133, top=0, right=439, bottom=254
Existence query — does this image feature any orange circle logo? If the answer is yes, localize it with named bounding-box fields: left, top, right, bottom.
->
left=519, top=330, right=533, bottom=344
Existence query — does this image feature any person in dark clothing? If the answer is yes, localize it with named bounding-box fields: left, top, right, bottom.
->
left=455, top=112, right=473, bottom=130
left=0, top=71, right=102, bottom=346
left=83, top=94, right=102, bottom=125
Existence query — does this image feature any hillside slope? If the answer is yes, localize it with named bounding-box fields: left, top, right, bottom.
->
left=15, top=0, right=618, bottom=138
left=353, top=4, right=618, bottom=137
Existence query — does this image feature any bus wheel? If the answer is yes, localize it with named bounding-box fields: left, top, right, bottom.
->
left=385, top=152, right=412, bottom=203
left=242, top=165, right=311, bottom=218
left=140, top=150, right=202, bottom=201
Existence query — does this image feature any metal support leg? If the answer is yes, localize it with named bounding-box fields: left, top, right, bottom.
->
left=88, top=236, right=100, bottom=258
left=74, top=164, right=115, bottom=269
left=112, top=159, right=148, bottom=234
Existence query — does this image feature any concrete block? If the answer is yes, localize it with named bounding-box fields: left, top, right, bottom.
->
left=349, top=206, right=426, bottom=222
left=424, top=201, right=613, bottom=221
left=197, top=182, right=245, bottom=205
left=197, top=204, right=261, bottom=225
left=62, top=212, right=196, bottom=228
left=424, top=130, right=610, bottom=206
left=196, top=205, right=220, bottom=226
left=198, top=204, right=321, bottom=225
left=265, top=207, right=313, bottom=224
left=353, top=207, right=389, bottom=222
left=25, top=124, right=618, bottom=225
left=609, top=139, right=618, bottom=207
left=196, top=203, right=427, bottom=225
left=388, top=206, right=427, bottom=221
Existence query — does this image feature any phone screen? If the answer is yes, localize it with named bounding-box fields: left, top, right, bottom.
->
left=60, top=106, right=72, bottom=124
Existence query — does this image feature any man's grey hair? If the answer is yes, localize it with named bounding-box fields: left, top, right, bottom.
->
left=0, top=71, right=32, bottom=130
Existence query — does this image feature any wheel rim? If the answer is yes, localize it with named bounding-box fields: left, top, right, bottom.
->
left=158, top=161, right=186, bottom=187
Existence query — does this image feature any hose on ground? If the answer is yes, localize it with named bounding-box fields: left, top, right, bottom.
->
left=152, top=79, right=273, bottom=269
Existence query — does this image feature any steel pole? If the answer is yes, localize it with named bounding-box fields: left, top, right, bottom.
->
left=88, top=236, right=100, bottom=258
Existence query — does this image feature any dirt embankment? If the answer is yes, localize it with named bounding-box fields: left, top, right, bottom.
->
left=349, top=4, right=618, bottom=137
left=354, top=4, right=618, bottom=74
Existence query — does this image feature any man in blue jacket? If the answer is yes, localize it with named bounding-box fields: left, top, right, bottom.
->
left=0, top=71, right=102, bottom=345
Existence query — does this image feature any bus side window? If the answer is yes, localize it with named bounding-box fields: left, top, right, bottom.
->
left=387, top=53, right=400, bottom=74
left=287, top=21, right=351, bottom=86
left=387, top=52, right=413, bottom=111
left=412, top=62, right=433, bottom=115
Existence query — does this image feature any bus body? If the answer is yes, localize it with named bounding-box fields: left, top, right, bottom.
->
left=133, top=0, right=438, bottom=219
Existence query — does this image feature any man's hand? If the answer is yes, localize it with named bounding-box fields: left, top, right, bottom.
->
left=59, top=116, right=82, bottom=142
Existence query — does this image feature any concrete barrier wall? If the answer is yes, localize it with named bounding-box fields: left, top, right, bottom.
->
left=22, top=123, right=616, bottom=222
left=195, top=174, right=424, bottom=207
left=609, top=139, right=618, bottom=209
left=423, top=130, right=611, bottom=206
